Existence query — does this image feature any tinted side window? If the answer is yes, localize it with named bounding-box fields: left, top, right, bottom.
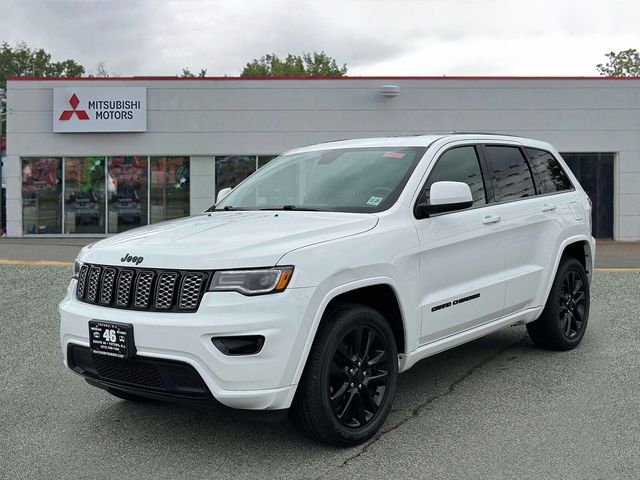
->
left=485, top=146, right=535, bottom=201
left=422, top=146, right=486, bottom=206
left=525, top=148, right=573, bottom=194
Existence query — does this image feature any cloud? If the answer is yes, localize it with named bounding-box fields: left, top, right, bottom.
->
left=0, top=0, right=639, bottom=76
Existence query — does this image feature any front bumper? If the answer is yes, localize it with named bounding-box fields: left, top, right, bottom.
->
left=59, top=281, right=317, bottom=410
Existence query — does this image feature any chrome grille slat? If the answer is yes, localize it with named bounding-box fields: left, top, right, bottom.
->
left=76, top=263, right=207, bottom=312
left=99, top=268, right=116, bottom=305
left=155, top=272, right=178, bottom=309
left=76, top=264, right=90, bottom=298
left=178, top=273, right=205, bottom=310
left=86, top=266, right=102, bottom=302
left=116, top=270, right=135, bottom=307
left=134, top=271, right=155, bottom=308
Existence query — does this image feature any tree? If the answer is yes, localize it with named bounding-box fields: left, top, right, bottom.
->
left=240, top=52, right=347, bottom=77
left=0, top=41, right=85, bottom=89
left=93, top=61, right=109, bottom=77
left=596, top=49, right=640, bottom=76
left=180, top=67, right=207, bottom=78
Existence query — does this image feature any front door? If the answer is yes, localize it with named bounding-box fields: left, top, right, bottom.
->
left=413, top=145, right=507, bottom=344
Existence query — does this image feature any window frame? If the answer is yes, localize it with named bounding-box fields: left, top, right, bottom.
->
left=413, top=143, right=490, bottom=219
left=522, top=147, right=575, bottom=196
left=479, top=144, right=539, bottom=203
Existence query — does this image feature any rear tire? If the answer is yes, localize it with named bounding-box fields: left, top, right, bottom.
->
left=291, top=303, right=398, bottom=447
left=527, top=257, right=590, bottom=350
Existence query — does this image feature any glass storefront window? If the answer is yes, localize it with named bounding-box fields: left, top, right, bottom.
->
left=150, top=156, right=190, bottom=224
left=64, top=157, right=106, bottom=234
left=258, top=155, right=277, bottom=169
left=22, top=157, right=62, bottom=234
left=107, top=156, right=148, bottom=233
left=215, top=156, right=257, bottom=193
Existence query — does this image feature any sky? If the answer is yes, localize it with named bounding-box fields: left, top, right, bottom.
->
left=1, top=0, right=639, bottom=77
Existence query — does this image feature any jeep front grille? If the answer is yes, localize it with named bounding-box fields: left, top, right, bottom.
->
left=76, top=263, right=209, bottom=312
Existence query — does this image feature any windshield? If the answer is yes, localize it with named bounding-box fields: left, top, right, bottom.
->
left=214, top=146, right=426, bottom=213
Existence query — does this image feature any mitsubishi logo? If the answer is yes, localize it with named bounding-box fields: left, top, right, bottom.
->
left=59, top=94, right=89, bottom=121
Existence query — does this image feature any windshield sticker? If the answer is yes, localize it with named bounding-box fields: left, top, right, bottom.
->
left=367, top=196, right=384, bottom=206
left=382, top=152, right=406, bottom=158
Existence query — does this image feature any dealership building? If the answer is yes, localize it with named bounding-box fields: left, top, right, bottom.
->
left=2, top=76, right=640, bottom=240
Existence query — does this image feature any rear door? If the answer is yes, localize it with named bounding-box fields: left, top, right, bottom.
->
left=481, top=145, right=572, bottom=313
left=413, top=144, right=507, bottom=344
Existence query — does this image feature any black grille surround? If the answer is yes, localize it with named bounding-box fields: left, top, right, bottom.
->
left=76, top=263, right=210, bottom=313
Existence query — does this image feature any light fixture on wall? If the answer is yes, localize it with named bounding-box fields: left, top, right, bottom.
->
left=378, top=85, right=400, bottom=97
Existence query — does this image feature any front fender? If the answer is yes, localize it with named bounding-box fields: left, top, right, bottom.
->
left=286, top=275, right=411, bottom=389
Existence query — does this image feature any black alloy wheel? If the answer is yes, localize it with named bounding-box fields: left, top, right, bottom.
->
left=527, top=257, right=590, bottom=351
left=558, top=270, right=587, bottom=340
left=291, top=303, right=398, bottom=446
left=329, top=325, right=390, bottom=428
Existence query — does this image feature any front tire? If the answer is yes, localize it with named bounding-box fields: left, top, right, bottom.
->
left=291, top=303, right=398, bottom=446
left=527, top=257, right=590, bottom=350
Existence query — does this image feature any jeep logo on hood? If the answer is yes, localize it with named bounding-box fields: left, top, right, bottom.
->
left=121, top=253, right=144, bottom=265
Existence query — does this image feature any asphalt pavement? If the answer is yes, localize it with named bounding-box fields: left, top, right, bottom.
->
left=1, top=266, right=639, bottom=479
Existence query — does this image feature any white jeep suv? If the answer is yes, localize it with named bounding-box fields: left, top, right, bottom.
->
left=60, top=133, right=594, bottom=446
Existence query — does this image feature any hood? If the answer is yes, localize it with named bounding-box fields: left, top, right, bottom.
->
left=80, top=211, right=378, bottom=269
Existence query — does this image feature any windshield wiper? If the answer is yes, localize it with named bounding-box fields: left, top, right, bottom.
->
left=260, top=205, right=330, bottom=212
left=209, top=205, right=252, bottom=212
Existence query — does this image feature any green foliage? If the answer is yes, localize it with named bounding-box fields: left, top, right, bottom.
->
left=240, top=52, right=347, bottom=77
left=180, top=68, right=207, bottom=78
left=596, top=49, right=640, bottom=76
left=0, top=41, right=85, bottom=89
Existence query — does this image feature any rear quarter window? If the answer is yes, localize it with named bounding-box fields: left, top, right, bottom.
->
left=525, top=148, right=574, bottom=194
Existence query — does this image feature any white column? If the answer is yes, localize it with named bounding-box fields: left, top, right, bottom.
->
left=189, top=156, right=216, bottom=215
left=4, top=155, right=22, bottom=237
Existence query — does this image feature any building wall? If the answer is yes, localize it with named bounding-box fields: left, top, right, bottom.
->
left=5, top=77, right=640, bottom=239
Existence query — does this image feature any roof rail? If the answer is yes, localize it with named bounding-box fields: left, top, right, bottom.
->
left=443, top=131, right=523, bottom=137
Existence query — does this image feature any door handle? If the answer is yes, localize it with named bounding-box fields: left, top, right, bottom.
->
left=482, top=215, right=502, bottom=225
left=541, top=203, right=557, bottom=212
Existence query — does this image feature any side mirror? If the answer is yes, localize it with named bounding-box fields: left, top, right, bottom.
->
left=415, top=181, right=474, bottom=219
left=216, top=187, right=232, bottom=204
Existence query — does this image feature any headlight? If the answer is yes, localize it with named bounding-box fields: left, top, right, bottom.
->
left=72, top=259, right=83, bottom=279
left=209, top=266, right=294, bottom=296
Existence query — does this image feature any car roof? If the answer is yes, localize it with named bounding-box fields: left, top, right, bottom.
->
left=286, top=133, right=552, bottom=154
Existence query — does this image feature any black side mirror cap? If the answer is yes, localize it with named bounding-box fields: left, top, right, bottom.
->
left=414, top=200, right=474, bottom=219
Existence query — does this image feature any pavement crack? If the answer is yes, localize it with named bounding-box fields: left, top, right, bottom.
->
left=318, top=335, right=527, bottom=478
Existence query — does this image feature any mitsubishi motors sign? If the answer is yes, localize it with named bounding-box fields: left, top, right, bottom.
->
left=53, top=87, right=147, bottom=133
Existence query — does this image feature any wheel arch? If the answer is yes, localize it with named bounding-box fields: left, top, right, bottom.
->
left=540, top=236, right=594, bottom=309
left=290, top=277, right=409, bottom=388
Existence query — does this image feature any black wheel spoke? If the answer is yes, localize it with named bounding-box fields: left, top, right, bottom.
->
left=573, top=278, right=583, bottom=296
left=330, top=381, right=349, bottom=405
left=352, top=327, right=364, bottom=358
left=366, top=369, right=388, bottom=385
left=327, top=323, right=392, bottom=429
left=561, top=312, right=571, bottom=336
left=361, top=387, right=380, bottom=414
left=367, top=349, right=386, bottom=367
left=355, top=393, right=367, bottom=425
left=338, top=390, right=357, bottom=420
left=362, top=330, right=375, bottom=361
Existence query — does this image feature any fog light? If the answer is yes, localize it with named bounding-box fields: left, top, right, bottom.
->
left=212, top=336, right=265, bottom=355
